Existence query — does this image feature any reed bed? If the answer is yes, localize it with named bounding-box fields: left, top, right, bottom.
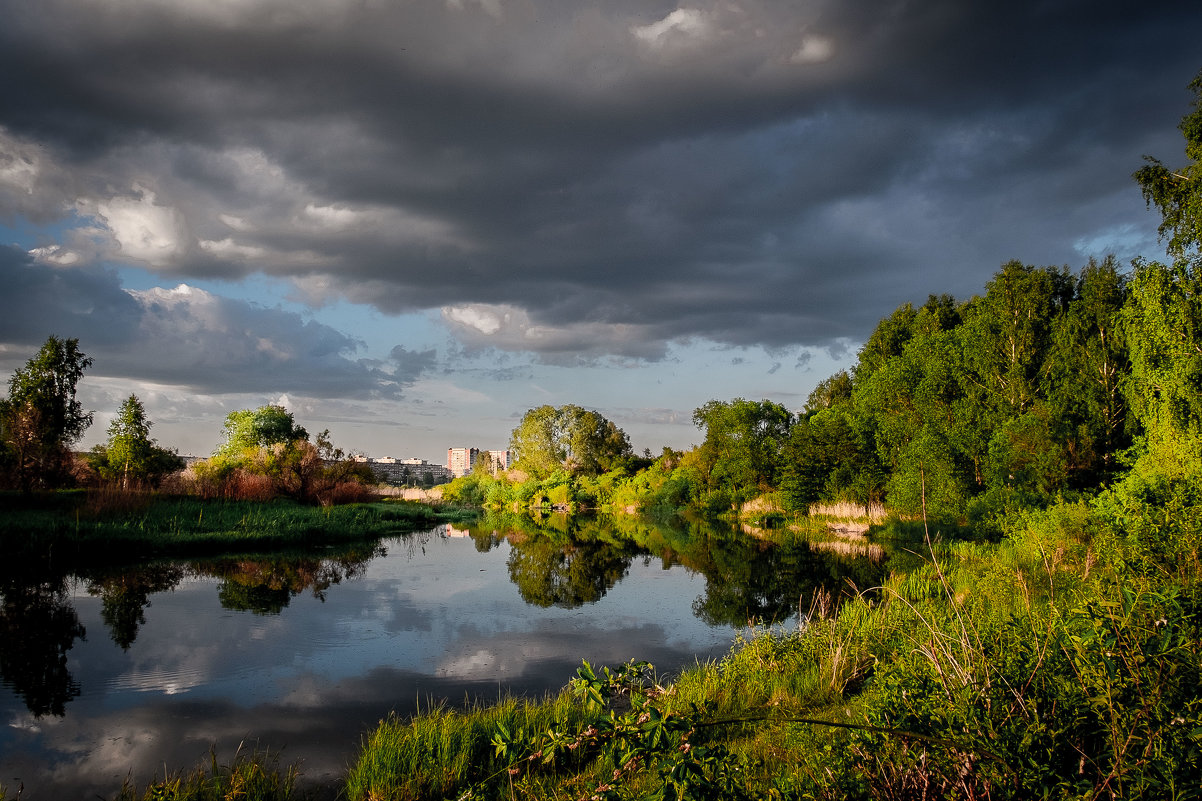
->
left=808, top=500, right=888, bottom=522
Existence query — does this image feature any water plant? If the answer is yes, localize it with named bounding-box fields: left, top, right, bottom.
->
left=111, top=746, right=299, bottom=801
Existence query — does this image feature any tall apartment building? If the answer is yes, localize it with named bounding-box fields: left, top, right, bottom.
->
left=447, top=447, right=512, bottom=477
left=484, top=449, right=511, bottom=472
left=446, top=447, right=479, bottom=478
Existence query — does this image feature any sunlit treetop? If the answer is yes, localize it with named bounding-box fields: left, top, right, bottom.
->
left=1134, top=70, right=1202, bottom=257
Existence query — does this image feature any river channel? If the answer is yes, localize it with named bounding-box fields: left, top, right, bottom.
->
left=0, top=513, right=887, bottom=799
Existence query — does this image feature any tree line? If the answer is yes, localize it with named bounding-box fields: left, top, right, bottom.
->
left=0, top=341, right=371, bottom=504
left=480, top=252, right=1195, bottom=524
left=460, top=72, right=1202, bottom=524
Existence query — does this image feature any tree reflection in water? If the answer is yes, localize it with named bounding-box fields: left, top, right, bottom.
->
left=0, top=520, right=888, bottom=719
left=88, top=565, right=187, bottom=649
left=0, top=542, right=383, bottom=717
left=506, top=533, right=636, bottom=608
left=687, top=531, right=887, bottom=626
left=198, top=543, right=383, bottom=615
left=464, top=512, right=889, bottom=624
left=0, top=574, right=86, bottom=717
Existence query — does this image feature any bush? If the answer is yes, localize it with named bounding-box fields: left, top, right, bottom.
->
left=835, top=586, right=1202, bottom=800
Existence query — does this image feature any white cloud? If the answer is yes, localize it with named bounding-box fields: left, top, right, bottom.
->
left=301, top=201, right=460, bottom=246
left=632, top=8, right=710, bottom=46
left=198, top=237, right=268, bottom=260
left=0, top=128, right=40, bottom=194
left=446, top=0, right=502, bottom=18
left=89, top=187, right=188, bottom=266
left=302, top=202, right=371, bottom=230
left=790, top=34, right=834, bottom=64
left=218, top=213, right=252, bottom=231
left=104, top=0, right=360, bottom=28
left=440, top=302, right=665, bottom=361
left=442, top=303, right=511, bottom=335
left=28, top=244, right=81, bottom=265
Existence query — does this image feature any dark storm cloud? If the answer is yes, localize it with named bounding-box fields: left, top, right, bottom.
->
left=1, top=0, right=1198, bottom=358
left=389, top=344, right=438, bottom=382
left=0, top=246, right=424, bottom=397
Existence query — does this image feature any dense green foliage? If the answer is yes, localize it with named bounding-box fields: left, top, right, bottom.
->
left=509, top=404, right=634, bottom=478
left=475, top=255, right=1143, bottom=523
left=1134, top=70, right=1202, bottom=258
left=460, top=254, right=1151, bottom=523
left=0, top=335, right=93, bottom=492
left=213, top=405, right=309, bottom=458
left=691, top=398, right=793, bottom=507
left=87, top=395, right=184, bottom=489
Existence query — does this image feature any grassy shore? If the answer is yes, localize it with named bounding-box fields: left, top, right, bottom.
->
left=0, top=490, right=474, bottom=564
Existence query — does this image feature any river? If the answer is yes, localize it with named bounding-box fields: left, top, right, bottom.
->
left=0, top=513, right=886, bottom=799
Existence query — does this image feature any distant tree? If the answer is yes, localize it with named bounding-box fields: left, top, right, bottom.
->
left=214, top=405, right=308, bottom=458
left=314, top=428, right=344, bottom=462
left=851, top=300, right=982, bottom=514
left=692, top=398, right=793, bottom=503
left=0, top=336, right=93, bottom=492
left=1134, top=69, right=1202, bottom=257
left=509, top=405, right=632, bottom=478
left=88, top=395, right=183, bottom=489
left=510, top=405, right=561, bottom=477
left=780, top=409, right=884, bottom=513
left=855, top=302, right=918, bottom=383
left=311, top=428, right=373, bottom=487
left=804, top=371, right=854, bottom=413
left=1042, top=256, right=1132, bottom=484
left=961, top=261, right=1074, bottom=420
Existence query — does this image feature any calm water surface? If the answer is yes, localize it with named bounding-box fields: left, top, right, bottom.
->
left=0, top=515, right=885, bottom=799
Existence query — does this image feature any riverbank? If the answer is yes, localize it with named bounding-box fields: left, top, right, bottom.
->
left=0, top=490, right=475, bottom=565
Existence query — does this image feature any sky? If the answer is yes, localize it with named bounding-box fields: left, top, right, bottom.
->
left=1, top=0, right=1199, bottom=464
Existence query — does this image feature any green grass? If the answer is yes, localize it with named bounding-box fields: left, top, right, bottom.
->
left=345, top=693, right=597, bottom=801
left=0, top=491, right=459, bottom=564
left=110, top=747, right=299, bottom=801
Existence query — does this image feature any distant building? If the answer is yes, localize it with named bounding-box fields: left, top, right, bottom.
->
left=343, top=454, right=452, bottom=486
left=484, top=449, right=512, bottom=472
left=447, top=447, right=511, bottom=477
left=447, top=447, right=479, bottom=478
